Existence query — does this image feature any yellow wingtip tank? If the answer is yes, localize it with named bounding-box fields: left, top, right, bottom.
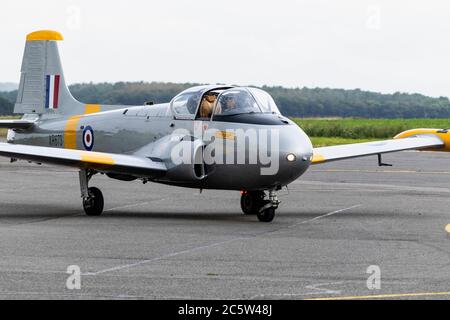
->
left=26, top=30, right=64, bottom=41
left=394, top=128, right=450, bottom=151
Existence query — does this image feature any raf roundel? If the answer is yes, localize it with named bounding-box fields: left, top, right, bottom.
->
left=82, top=126, right=94, bottom=151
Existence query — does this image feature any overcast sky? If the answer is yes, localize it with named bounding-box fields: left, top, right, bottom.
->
left=1, top=0, right=450, bottom=97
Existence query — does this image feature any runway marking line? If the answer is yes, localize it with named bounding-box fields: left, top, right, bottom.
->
left=295, top=204, right=361, bottom=225
left=104, top=201, right=151, bottom=212
left=104, top=197, right=168, bottom=212
left=306, top=291, right=450, bottom=300
left=82, top=236, right=249, bottom=276
left=84, top=204, right=361, bottom=276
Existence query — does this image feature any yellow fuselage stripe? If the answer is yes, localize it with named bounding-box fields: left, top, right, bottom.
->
left=63, top=104, right=102, bottom=149
left=64, top=115, right=82, bottom=149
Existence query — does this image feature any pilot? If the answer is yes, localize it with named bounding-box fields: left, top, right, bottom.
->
left=200, top=94, right=216, bottom=118
left=221, top=95, right=237, bottom=114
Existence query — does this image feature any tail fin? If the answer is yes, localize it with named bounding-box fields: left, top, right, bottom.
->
left=14, top=30, right=84, bottom=115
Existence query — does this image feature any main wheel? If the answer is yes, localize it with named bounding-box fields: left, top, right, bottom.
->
left=257, top=207, right=275, bottom=223
left=83, top=187, right=104, bottom=216
left=241, top=191, right=265, bottom=215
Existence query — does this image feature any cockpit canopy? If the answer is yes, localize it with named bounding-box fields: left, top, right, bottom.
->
left=170, top=85, right=281, bottom=119
left=214, top=88, right=280, bottom=116
left=247, top=87, right=280, bottom=114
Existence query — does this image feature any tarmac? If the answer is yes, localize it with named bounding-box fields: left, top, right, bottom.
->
left=0, top=151, right=449, bottom=299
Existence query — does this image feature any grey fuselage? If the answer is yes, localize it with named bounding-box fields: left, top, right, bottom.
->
left=10, top=94, right=313, bottom=191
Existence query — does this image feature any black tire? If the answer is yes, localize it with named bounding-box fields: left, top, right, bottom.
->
left=257, top=207, right=275, bottom=223
left=240, top=191, right=265, bottom=215
left=83, top=187, right=104, bottom=216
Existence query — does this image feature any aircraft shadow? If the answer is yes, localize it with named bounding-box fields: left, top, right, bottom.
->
left=0, top=203, right=399, bottom=222
left=101, top=210, right=255, bottom=222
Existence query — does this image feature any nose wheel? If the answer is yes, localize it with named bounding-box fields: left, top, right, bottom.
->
left=257, top=206, right=275, bottom=222
left=241, top=190, right=280, bottom=222
left=241, top=191, right=265, bottom=215
left=79, top=170, right=104, bottom=216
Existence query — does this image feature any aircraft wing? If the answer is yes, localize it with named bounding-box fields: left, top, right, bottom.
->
left=0, top=143, right=166, bottom=177
left=312, top=135, right=444, bottom=164
left=0, top=120, right=34, bottom=129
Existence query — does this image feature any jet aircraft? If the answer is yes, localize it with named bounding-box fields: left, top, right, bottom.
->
left=1, top=30, right=448, bottom=222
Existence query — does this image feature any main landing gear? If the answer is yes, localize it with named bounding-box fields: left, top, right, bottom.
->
left=79, top=169, right=104, bottom=216
left=240, top=190, right=280, bottom=223
left=78, top=170, right=280, bottom=221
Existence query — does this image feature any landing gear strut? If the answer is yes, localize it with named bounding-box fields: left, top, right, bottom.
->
left=79, top=169, right=104, bottom=216
left=240, top=189, right=280, bottom=223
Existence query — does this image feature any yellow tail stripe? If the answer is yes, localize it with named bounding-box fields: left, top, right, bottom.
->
left=26, top=30, right=63, bottom=41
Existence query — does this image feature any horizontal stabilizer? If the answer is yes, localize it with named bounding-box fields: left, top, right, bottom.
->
left=0, top=120, right=35, bottom=129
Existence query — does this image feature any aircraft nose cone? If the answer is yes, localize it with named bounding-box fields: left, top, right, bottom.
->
left=274, top=125, right=313, bottom=185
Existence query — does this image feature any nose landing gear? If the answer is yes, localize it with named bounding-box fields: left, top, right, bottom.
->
left=79, top=169, right=104, bottom=216
left=241, top=191, right=265, bottom=215
left=240, top=189, right=280, bottom=222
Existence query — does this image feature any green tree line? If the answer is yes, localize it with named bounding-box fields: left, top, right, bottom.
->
left=1, top=82, right=450, bottom=118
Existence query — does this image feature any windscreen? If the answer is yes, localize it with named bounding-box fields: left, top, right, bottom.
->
left=247, top=88, right=281, bottom=114
left=214, top=88, right=261, bottom=116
